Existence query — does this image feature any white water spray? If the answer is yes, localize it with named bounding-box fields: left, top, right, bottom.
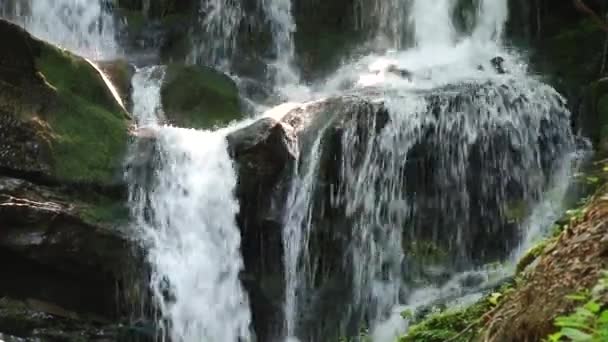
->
left=5, top=0, right=119, bottom=60
left=192, top=0, right=243, bottom=68
left=128, top=68, right=252, bottom=342
left=410, top=0, right=456, bottom=47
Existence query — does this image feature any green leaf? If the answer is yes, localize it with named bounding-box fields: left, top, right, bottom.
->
left=584, top=301, right=601, bottom=314
left=598, top=310, right=608, bottom=323
left=566, top=293, right=589, bottom=302
left=488, top=292, right=502, bottom=306
left=561, top=327, right=593, bottom=341
left=586, top=176, right=600, bottom=185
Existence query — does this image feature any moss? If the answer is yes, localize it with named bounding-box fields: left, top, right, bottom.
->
left=516, top=237, right=556, bottom=275
left=161, top=64, right=243, bottom=129
left=79, top=196, right=130, bottom=227
left=400, top=299, right=492, bottom=342
left=35, top=44, right=129, bottom=184
left=405, top=240, right=448, bottom=264
left=36, top=44, right=123, bottom=116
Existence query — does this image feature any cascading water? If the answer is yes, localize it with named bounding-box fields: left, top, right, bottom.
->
left=2, top=0, right=118, bottom=60
left=261, top=0, right=300, bottom=93
left=411, top=0, right=456, bottom=47
left=3, top=0, right=585, bottom=341
left=191, top=0, right=244, bottom=69
left=279, top=0, right=578, bottom=341
left=127, top=68, right=252, bottom=342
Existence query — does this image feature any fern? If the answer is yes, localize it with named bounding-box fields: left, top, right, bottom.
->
left=547, top=272, right=608, bottom=341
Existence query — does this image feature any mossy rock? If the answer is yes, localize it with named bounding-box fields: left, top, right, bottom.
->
left=400, top=299, right=492, bottom=342
left=161, top=63, right=243, bottom=129
left=97, top=59, right=135, bottom=108
left=0, top=19, right=130, bottom=186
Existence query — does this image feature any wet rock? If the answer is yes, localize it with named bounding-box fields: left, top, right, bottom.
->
left=97, top=59, right=136, bottom=109
left=491, top=56, right=506, bottom=74
left=226, top=117, right=297, bottom=341
left=227, top=80, right=573, bottom=340
left=0, top=177, right=141, bottom=320
left=0, top=19, right=130, bottom=186
left=161, top=64, right=244, bottom=129
left=0, top=19, right=145, bottom=339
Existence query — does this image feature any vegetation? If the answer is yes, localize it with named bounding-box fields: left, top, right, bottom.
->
left=547, top=271, right=608, bottom=341
left=399, top=293, right=501, bottom=342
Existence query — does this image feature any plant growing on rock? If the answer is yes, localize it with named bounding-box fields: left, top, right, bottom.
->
left=547, top=271, right=608, bottom=341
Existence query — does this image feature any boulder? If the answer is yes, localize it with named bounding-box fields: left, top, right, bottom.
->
left=0, top=19, right=130, bottom=186
left=227, top=80, right=573, bottom=340
left=0, top=19, right=145, bottom=339
left=0, top=176, right=141, bottom=318
left=161, top=64, right=244, bottom=129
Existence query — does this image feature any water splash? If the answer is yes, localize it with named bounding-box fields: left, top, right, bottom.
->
left=128, top=68, right=252, bottom=342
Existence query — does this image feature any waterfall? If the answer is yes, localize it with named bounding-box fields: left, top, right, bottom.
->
left=127, top=68, right=252, bottom=342
left=4, top=0, right=119, bottom=60
left=410, top=0, right=457, bottom=47
left=261, top=0, right=300, bottom=92
left=191, top=0, right=243, bottom=69
left=280, top=0, right=577, bottom=341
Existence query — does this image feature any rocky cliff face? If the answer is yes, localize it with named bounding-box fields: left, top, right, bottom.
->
left=0, top=19, right=148, bottom=341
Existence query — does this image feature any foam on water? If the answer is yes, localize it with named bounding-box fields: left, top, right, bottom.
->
left=128, top=68, right=252, bottom=342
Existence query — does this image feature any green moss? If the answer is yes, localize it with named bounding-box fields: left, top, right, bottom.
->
left=400, top=300, right=492, bottom=342
left=35, top=44, right=128, bottom=184
left=80, top=196, right=130, bottom=227
left=516, top=237, right=556, bottom=275
left=36, top=45, right=123, bottom=116
left=161, top=64, right=243, bottom=129
left=405, top=240, right=448, bottom=264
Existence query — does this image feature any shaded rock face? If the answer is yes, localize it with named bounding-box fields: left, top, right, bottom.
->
left=0, top=19, right=145, bottom=340
left=227, top=117, right=298, bottom=341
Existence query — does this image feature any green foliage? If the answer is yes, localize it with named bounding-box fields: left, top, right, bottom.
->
left=516, top=238, right=556, bottom=275
left=161, top=64, right=243, bottom=129
left=547, top=272, right=608, bottom=342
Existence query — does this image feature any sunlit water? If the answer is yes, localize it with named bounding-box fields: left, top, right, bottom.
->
left=3, top=0, right=119, bottom=60
left=127, top=68, right=252, bottom=342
